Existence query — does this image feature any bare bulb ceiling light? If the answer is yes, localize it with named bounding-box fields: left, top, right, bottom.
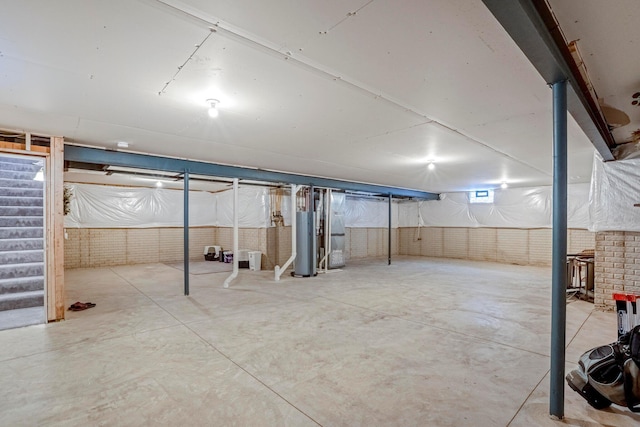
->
left=207, top=99, right=220, bottom=118
left=427, top=162, right=435, bottom=171
left=501, top=182, right=508, bottom=189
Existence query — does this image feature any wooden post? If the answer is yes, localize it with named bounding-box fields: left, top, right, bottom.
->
left=47, top=136, right=65, bottom=321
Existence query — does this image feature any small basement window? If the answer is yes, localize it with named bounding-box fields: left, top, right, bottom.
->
left=469, top=189, right=494, bottom=204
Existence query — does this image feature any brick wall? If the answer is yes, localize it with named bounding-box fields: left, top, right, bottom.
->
left=71, top=225, right=575, bottom=270
left=64, top=227, right=268, bottom=269
left=345, top=228, right=399, bottom=260
left=398, top=227, right=595, bottom=266
left=594, top=231, right=640, bottom=310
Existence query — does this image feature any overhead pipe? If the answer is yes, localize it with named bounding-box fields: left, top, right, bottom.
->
left=223, top=178, right=239, bottom=288
left=275, top=184, right=298, bottom=281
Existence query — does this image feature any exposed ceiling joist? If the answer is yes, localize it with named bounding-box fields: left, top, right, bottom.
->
left=482, top=0, right=616, bottom=161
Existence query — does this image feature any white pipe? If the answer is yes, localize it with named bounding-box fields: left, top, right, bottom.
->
left=326, top=189, right=331, bottom=273
left=275, top=184, right=298, bottom=281
left=318, top=189, right=331, bottom=271
left=223, top=178, right=239, bottom=288
left=318, top=190, right=328, bottom=270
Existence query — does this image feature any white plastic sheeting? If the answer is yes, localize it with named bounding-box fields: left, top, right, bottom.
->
left=216, top=187, right=271, bottom=228
left=64, top=183, right=270, bottom=228
left=590, top=154, right=640, bottom=232
left=66, top=181, right=593, bottom=230
left=344, top=197, right=399, bottom=228
left=398, top=183, right=591, bottom=229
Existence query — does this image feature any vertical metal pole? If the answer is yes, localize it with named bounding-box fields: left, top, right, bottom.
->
left=326, top=189, right=331, bottom=273
left=309, top=185, right=315, bottom=274
left=550, top=79, right=567, bottom=419
left=223, top=178, right=239, bottom=288
left=183, top=170, right=190, bottom=296
left=388, top=194, right=392, bottom=265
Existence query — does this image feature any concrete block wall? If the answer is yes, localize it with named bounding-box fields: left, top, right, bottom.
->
left=64, top=227, right=267, bottom=268
left=594, top=231, right=640, bottom=310
left=65, top=225, right=596, bottom=270
left=345, top=228, right=399, bottom=260
left=216, top=227, right=269, bottom=269
left=398, top=227, right=595, bottom=267
left=65, top=227, right=214, bottom=268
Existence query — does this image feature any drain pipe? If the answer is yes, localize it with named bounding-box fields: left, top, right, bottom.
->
left=223, top=178, right=239, bottom=288
left=318, top=190, right=326, bottom=270
left=317, top=189, right=333, bottom=274
left=275, top=184, right=298, bottom=281
left=325, top=189, right=331, bottom=273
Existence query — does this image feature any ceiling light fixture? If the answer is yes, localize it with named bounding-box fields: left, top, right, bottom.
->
left=156, top=181, right=163, bottom=188
left=501, top=182, right=508, bottom=189
left=207, top=98, right=220, bottom=118
left=427, top=162, right=435, bottom=171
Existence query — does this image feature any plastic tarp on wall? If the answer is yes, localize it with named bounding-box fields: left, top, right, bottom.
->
left=590, top=154, right=640, bottom=232
left=65, top=183, right=270, bottom=228
left=398, top=183, right=591, bottom=229
left=344, top=197, right=399, bottom=228
left=66, top=181, right=594, bottom=230
left=216, top=187, right=271, bottom=228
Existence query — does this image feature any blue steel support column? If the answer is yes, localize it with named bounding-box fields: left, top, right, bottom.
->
left=388, top=194, right=392, bottom=265
left=183, top=170, right=190, bottom=296
left=550, top=79, right=567, bottom=419
left=309, top=185, right=315, bottom=274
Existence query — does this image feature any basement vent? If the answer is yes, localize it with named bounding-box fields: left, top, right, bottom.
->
left=469, top=190, right=494, bottom=204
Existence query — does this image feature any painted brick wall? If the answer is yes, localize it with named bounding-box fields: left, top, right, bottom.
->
left=398, top=227, right=595, bottom=267
left=468, top=228, right=497, bottom=261
left=594, top=231, right=640, bottom=310
left=216, top=227, right=269, bottom=269
left=443, top=228, right=468, bottom=259
left=346, top=228, right=399, bottom=260
left=65, top=227, right=241, bottom=268
left=70, top=225, right=584, bottom=270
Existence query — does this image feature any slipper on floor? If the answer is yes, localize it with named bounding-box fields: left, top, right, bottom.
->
left=68, top=301, right=96, bottom=311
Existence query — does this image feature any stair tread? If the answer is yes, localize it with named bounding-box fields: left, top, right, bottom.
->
left=0, top=227, right=43, bottom=230
left=0, top=238, right=43, bottom=241
left=0, top=275, right=44, bottom=284
left=0, top=290, right=44, bottom=301
left=0, top=262, right=44, bottom=268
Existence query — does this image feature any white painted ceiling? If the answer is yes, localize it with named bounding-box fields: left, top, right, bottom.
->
left=0, top=0, right=638, bottom=193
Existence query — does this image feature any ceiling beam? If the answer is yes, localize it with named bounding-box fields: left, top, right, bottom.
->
left=64, top=145, right=440, bottom=200
left=482, top=0, right=616, bottom=161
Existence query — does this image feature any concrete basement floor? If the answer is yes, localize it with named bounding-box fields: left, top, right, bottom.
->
left=0, top=257, right=638, bottom=426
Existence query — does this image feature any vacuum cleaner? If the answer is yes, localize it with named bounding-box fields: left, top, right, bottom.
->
left=566, top=325, right=640, bottom=411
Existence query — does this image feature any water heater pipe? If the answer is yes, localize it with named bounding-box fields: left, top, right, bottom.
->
left=275, top=184, right=298, bottom=281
